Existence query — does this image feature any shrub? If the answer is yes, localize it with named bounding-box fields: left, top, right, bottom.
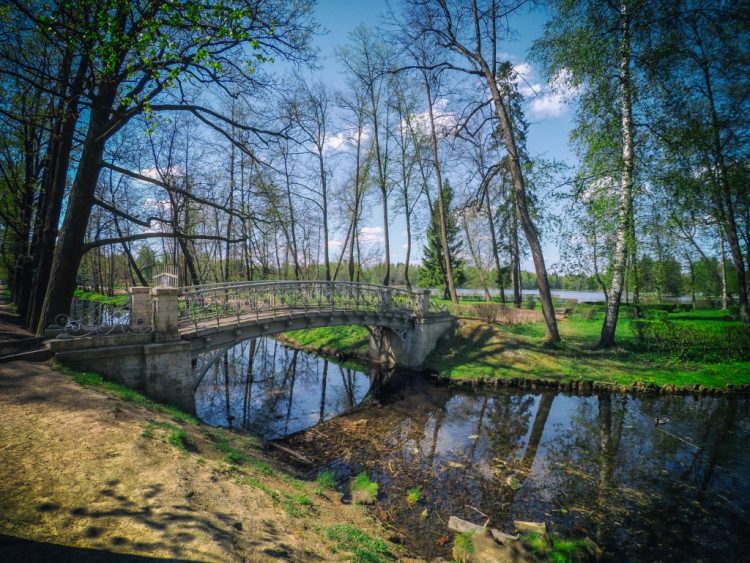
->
left=467, top=302, right=504, bottom=323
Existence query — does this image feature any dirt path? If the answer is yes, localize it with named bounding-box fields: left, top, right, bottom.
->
left=0, top=287, right=33, bottom=346
left=0, top=358, right=400, bottom=561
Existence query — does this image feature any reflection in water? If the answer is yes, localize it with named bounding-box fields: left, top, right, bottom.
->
left=195, top=337, right=371, bottom=439
left=194, top=340, right=750, bottom=560
left=278, top=374, right=750, bottom=562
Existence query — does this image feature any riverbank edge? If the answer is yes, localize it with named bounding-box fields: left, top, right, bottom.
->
left=276, top=330, right=750, bottom=397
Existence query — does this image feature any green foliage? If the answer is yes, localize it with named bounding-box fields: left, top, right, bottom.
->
left=452, top=530, right=475, bottom=563
left=316, top=470, right=337, bottom=490
left=325, top=524, right=393, bottom=563
left=417, top=181, right=465, bottom=299
left=523, top=533, right=601, bottom=563
left=406, top=487, right=421, bottom=505
left=350, top=472, right=379, bottom=504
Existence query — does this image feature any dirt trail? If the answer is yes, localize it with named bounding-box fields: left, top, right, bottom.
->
left=0, top=358, right=399, bottom=561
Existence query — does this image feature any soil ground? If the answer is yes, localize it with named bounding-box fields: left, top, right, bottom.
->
left=0, top=292, right=400, bottom=562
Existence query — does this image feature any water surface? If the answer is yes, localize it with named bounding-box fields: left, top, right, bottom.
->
left=195, top=338, right=750, bottom=561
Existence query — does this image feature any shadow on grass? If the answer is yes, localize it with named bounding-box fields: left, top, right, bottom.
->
left=0, top=533, right=193, bottom=562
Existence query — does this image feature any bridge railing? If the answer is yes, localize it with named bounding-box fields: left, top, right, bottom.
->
left=177, top=281, right=432, bottom=329
left=49, top=296, right=152, bottom=337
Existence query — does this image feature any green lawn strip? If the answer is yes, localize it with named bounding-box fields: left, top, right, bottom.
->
left=74, top=288, right=129, bottom=306
left=282, top=325, right=370, bottom=356
left=426, top=316, right=750, bottom=390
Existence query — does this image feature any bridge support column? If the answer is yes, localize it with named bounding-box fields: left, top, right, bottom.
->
left=369, top=314, right=456, bottom=369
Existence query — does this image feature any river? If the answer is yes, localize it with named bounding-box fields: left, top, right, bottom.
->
left=195, top=337, right=750, bottom=561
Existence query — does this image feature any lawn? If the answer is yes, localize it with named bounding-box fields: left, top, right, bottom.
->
left=282, top=304, right=750, bottom=392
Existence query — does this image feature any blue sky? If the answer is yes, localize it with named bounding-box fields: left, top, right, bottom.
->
left=310, top=0, right=576, bottom=270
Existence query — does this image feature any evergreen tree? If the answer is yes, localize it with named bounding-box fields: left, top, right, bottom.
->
left=418, top=182, right=465, bottom=299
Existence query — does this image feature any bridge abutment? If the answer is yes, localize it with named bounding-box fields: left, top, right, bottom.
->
left=369, top=315, right=456, bottom=368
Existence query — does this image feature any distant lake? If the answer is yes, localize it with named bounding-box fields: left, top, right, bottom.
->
left=454, top=288, right=695, bottom=304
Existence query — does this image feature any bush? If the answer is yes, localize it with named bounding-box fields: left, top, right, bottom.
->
left=467, top=302, right=504, bottom=323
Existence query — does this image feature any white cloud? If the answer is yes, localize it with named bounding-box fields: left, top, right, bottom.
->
left=508, top=63, right=579, bottom=120
left=359, top=226, right=385, bottom=245
left=327, top=239, right=344, bottom=250
left=139, top=165, right=182, bottom=180
left=323, top=127, right=370, bottom=153
left=528, top=93, right=567, bottom=119
left=404, top=98, right=458, bottom=140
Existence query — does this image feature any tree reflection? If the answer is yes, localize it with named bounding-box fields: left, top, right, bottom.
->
left=194, top=337, right=372, bottom=439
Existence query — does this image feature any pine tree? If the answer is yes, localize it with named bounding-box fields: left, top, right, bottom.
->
left=418, top=182, right=465, bottom=299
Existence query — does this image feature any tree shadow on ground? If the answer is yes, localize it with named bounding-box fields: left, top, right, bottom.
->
left=0, top=533, right=193, bottom=562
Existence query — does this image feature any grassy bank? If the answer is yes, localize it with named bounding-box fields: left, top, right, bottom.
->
left=282, top=305, right=750, bottom=392
left=0, top=360, right=400, bottom=562
left=282, top=325, right=370, bottom=357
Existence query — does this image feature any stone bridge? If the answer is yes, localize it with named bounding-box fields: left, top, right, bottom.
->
left=48, top=281, right=455, bottom=413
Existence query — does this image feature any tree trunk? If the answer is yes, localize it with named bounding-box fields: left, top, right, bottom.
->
left=511, top=195, right=522, bottom=308
left=35, top=96, right=114, bottom=334
left=600, top=0, right=634, bottom=348
left=720, top=232, right=728, bottom=310
left=461, top=212, right=491, bottom=301
left=484, top=74, right=558, bottom=340
left=424, top=74, right=458, bottom=304
left=483, top=181, right=506, bottom=303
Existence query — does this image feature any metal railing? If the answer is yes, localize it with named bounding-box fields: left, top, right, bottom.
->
left=177, top=281, right=435, bottom=329
left=53, top=297, right=152, bottom=337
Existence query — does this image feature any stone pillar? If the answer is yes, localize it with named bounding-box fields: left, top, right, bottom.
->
left=419, top=290, right=431, bottom=317
left=128, top=287, right=152, bottom=328
left=151, top=287, right=180, bottom=342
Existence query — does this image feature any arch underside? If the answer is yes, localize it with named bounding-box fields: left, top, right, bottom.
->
left=185, top=310, right=416, bottom=390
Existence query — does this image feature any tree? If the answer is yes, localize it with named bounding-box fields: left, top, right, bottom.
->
left=2, top=0, right=315, bottom=333
left=535, top=0, right=647, bottom=346
left=404, top=0, right=560, bottom=342
left=418, top=181, right=465, bottom=299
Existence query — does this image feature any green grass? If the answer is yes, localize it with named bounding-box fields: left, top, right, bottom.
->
left=63, top=367, right=198, bottom=423
left=423, top=307, right=750, bottom=390
left=452, top=530, right=475, bottom=563
left=325, top=524, right=393, bottom=562
left=283, top=325, right=370, bottom=356
left=205, top=431, right=272, bottom=473
left=406, top=487, right=421, bottom=505
left=238, top=476, right=315, bottom=517
left=523, top=533, right=601, bottom=563
left=141, top=421, right=192, bottom=453
left=74, top=288, right=129, bottom=306
left=316, top=469, right=337, bottom=490
left=350, top=472, right=379, bottom=504
left=277, top=307, right=750, bottom=391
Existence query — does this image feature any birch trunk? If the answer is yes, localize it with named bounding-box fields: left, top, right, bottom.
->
left=599, top=0, right=634, bottom=348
